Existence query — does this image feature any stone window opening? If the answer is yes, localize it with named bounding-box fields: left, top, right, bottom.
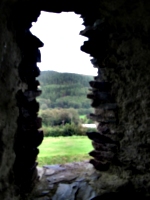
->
left=29, top=11, right=97, bottom=167
left=1, top=1, right=150, bottom=199
left=13, top=5, right=99, bottom=195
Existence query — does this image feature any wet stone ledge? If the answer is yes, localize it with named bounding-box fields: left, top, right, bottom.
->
left=31, top=161, right=98, bottom=200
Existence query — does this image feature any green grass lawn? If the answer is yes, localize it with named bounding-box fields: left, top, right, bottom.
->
left=38, top=136, right=93, bottom=166
left=79, top=115, right=86, bottom=119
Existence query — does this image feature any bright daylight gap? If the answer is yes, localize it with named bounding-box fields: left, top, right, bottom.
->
left=30, top=12, right=97, bottom=167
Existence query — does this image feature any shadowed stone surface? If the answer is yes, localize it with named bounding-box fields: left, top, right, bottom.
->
left=0, top=0, right=150, bottom=199
left=33, top=161, right=97, bottom=200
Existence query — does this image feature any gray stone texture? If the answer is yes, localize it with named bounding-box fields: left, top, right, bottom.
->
left=0, top=0, right=22, bottom=199
left=0, top=0, right=150, bottom=199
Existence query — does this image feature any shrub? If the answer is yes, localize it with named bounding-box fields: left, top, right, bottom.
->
left=39, top=108, right=80, bottom=126
left=79, top=115, right=94, bottom=124
left=43, top=123, right=87, bottom=137
left=62, top=123, right=85, bottom=136
left=41, top=103, right=48, bottom=110
left=78, top=108, right=94, bottom=115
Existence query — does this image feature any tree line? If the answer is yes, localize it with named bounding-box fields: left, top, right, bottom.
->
left=37, top=70, right=94, bottom=115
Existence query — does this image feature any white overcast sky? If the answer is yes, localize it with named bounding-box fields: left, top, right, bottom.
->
left=30, top=11, right=97, bottom=76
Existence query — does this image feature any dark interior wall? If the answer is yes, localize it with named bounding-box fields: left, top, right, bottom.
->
left=11, top=1, right=44, bottom=196
left=83, top=0, right=150, bottom=197
left=10, top=0, right=100, bottom=196
left=0, top=0, right=150, bottom=199
left=0, top=0, right=22, bottom=199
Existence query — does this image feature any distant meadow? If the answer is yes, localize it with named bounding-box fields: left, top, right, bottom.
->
left=37, top=71, right=95, bottom=165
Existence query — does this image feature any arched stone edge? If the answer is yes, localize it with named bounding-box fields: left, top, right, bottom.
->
left=10, top=0, right=103, bottom=195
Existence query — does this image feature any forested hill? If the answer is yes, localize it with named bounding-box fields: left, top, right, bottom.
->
left=37, top=71, right=94, bottom=115
left=38, top=70, right=93, bottom=86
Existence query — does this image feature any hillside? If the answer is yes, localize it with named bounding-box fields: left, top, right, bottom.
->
left=38, top=71, right=93, bottom=86
left=37, top=71, right=94, bottom=114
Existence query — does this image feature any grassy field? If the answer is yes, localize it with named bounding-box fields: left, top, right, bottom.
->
left=38, top=136, right=93, bottom=166
left=79, top=115, right=86, bottom=119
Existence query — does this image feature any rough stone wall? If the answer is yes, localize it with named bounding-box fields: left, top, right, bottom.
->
left=10, top=0, right=99, bottom=197
left=0, top=0, right=43, bottom=199
left=81, top=0, right=150, bottom=198
left=11, top=1, right=44, bottom=196
left=1, top=0, right=150, bottom=199
left=0, top=0, right=22, bottom=199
